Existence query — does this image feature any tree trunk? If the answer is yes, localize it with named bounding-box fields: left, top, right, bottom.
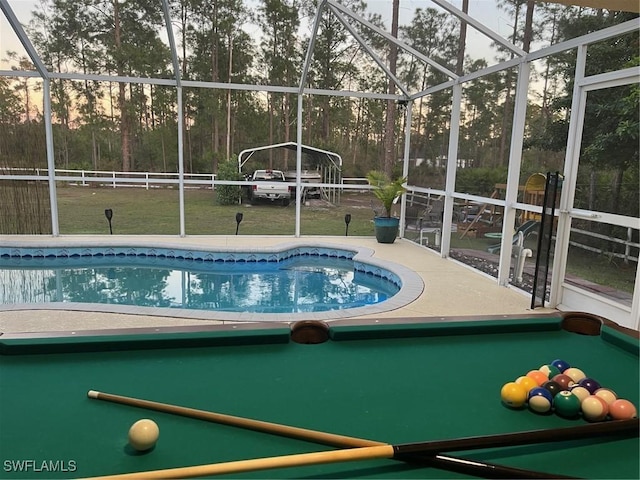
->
left=610, top=168, right=623, bottom=214
left=456, top=0, right=469, bottom=75
left=522, top=1, right=535, bottom=53
left=589, top=168, right=597, bottom=210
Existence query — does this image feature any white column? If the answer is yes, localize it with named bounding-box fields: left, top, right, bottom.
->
left=549, top=45, right=588, bottom=307
left=43, top=78, right=60, bottom=236
left=399, top=100, right=412, bottom=237
left=497, top=61, right=531, bottom=286
left=440, top=83, right=462, bottom=257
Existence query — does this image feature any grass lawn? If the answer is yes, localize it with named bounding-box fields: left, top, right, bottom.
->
left=55, top=186, right=377, bottom=237
left=407, top=226, right=635, bottom=295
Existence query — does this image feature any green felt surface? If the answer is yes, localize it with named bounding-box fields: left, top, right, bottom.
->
left=0, top=318, right=638, bottom=479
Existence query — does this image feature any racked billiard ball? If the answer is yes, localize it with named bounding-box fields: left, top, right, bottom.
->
left=554, top=391, right=581, bottom=418
left=528, top=387, right=553, bottom=413
left=550, top=359, right=570, bottom=373
left=564, top=367, right=586, bottom=383
left=594, top=387, right=617, bottom=406
left=539, top=364, right=561, bottom=379
left=609, top=399, right=638, bottom=420
left=526, top=370, right=549, bottom=386
left=515, top=375, right=539, bottom=394
left=578, top=377, right=601, bottom=394
left=581, top=395, right=609, bottom=422
left=542, top=380, right=563, bottom=397
left=552, top=373, right=574, bottom=390
left=569, top=385, right=591, bottom=403
left=501, top=382, right=528, bottom=408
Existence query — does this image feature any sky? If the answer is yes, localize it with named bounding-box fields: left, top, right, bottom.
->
left=1, top=1, right=511, bottom=71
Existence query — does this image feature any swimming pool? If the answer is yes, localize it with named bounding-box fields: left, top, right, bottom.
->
left=0, top=242, right=424, bottom=321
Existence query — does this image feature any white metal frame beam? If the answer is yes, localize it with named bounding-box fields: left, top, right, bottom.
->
left=496, top=61, right=531, bottom=286
left=1, top=0, right=638, bottom=327
left=430, top=0, right=526, bottom=57
left=328, top=2, right=410, bottom=97
left=327, top=0, right=458, bottom=80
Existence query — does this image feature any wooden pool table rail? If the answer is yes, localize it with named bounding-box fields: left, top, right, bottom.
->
left=1, top=311, right=637, bottom=342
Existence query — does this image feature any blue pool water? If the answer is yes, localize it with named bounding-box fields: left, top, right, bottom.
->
left=0, top=247, right=401, bottom=314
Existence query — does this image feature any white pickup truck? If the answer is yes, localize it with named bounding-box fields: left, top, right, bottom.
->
left=248, top=169, right=291, bottom=206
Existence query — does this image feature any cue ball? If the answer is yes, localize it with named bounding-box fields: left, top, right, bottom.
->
left=128, top=419, right=160, bottom=451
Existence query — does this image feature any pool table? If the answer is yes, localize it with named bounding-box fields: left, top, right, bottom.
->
left=0, top=312, right=638, bottom=479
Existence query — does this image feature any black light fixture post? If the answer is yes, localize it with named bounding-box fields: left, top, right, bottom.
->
left=104, top=209, right=113, bottom=235
left=235, top=212, right=243, bottom=235
left=344, top=213, right=351, bottom=236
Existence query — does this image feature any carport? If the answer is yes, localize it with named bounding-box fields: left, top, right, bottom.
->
left=238, top=142, right=343, bottom=204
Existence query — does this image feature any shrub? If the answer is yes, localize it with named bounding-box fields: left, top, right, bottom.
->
left=215, top=159, right=242, bottom=205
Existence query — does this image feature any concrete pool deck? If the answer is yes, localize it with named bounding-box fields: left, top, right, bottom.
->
left=0, top=236, right=555, bottom=333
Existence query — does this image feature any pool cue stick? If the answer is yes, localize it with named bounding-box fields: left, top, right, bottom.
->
left=88, top=390, right=373, bottom=448
left=88, top=391, right=637, bottom=479
left=85, top=418, right=640, bottom=480
left=88, top=390, right=571, bottom=478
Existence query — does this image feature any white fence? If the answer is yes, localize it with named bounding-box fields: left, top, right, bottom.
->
left=1, top=168, right=216, bottom=189
left=2, top=167, right=638, bottom=264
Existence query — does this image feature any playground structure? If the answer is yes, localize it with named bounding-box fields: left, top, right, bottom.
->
left=522, top=173, right=547, bottom=222
left=487, top=220, right=540, bottom=254
left=238, top=142, right=343, bottom=204
left=458, top=173, right=558, bottom=240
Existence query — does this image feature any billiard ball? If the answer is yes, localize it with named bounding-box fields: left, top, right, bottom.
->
left=569, top=385, right=591, bottom=403
left=541, top=380, right=564, bottom=397
left=581, top=395, right=609, bottom=422
left=609, top=399, right=638, bottom=420
left=128, top=419, right=160, bottom=451
left=550, top=359, right=570, bottom=373
left=563, top=367, right=586, bottom=383
left=515, top=375, right=539, bottom=393
left=526, top=370, right=549, bottom=386
left=594, top=387, right=617, bottom=406
left=539, top=364, right=561, bottom=379
left=552, top=374, right=574, bottom=390
left=554, top=391, right=581, bottom=418
left=578, top=377, right=601, bottom=394
left=501, top=382, right=528, bottom=408
left=528, top=387, right=554, bottom=413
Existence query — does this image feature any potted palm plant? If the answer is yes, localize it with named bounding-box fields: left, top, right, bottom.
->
left=366, top=170, right=407, bottom=243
